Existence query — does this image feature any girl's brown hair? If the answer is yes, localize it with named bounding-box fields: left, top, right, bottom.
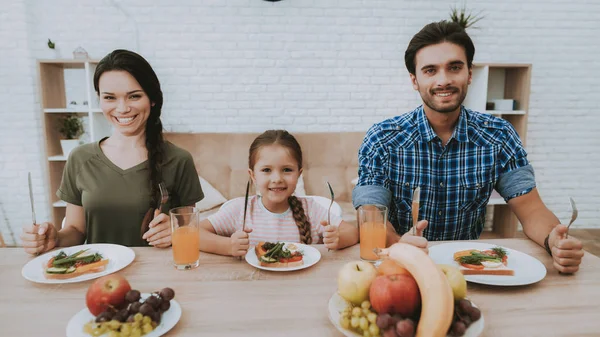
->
left=249, top=130, right=312, bottom=244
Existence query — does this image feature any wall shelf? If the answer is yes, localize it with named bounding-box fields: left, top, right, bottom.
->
left=465, top=63, right=532, bottom=237
left=38, top=59, right=109, bottom=227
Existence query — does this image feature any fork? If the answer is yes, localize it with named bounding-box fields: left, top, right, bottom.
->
left=141, top=183, right=170, bottom=238
left=326, top=181, right=334, bottom=227
left=325, top=182, right=335, bottom=251
left=565, top=197, right=578, bottom=239
left=158, top=182, right=169, bottom=215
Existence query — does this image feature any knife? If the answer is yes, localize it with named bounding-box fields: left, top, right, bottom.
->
left=28, top=172, right=37, bottom=227
left=411, top=186, right=420, bottom=235
left=242, top=180, right=250, bottom=231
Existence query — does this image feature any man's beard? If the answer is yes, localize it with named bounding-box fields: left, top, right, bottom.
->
left=420, top=86, right=467, bottom=114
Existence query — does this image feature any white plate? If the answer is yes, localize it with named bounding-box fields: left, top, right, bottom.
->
left=22, top=244, right=136, bottom=284
left=328, top=292, right=484, bottom=337
left=429, top=242, right=547, bottom=286
left=245, top=242, right=321, bottom=271
left=66, top=293, right=181, bottom=337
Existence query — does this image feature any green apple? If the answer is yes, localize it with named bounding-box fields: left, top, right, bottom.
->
left=439, top=264, right=467, bottom=300
left=337, top=261, right=378, bottom=305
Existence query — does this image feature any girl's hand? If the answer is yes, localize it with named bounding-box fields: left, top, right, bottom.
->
left=21, top=222, right=58, bottom=255
left=143, top=210, right=172, bottom=248
left=230, top=227, right=253, bottom=257
left=321, top=220, right=340, bottom=250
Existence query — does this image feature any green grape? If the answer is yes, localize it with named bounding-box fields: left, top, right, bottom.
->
left=108, top=320, right=121, bottom=330
left=142, top=315, right=152, bottom=325
left=83, top=322, right=94, bottom=334
left=361, top=301, right=371, bottom=309
left=134, top=313, right=143, bottom=322
left=351, top=316, right=360, bottom=328
left=367, top=312, right=378, bottom=324
left=341, top=311, right=351, bottom=320
left=120, top=324, right=131, bottom=335
left=142, top=323, right=154, bottom=334
left=340, top=317, right=351, bottom=329
left=363, top=330, right=372, bottom=337
left=369, top=323, right=380, bottom=336
left=108, top=331, right=119, bottom=337
left=91, top=327, right=103, bottom=337
left=131, top=320, right=141, bottom=329
left=343, top=306, right=352, bottom=314
left=130, top=329, right=142, bottom=337
left=352, top=307, right=362, bottom=317
left=360, top=316, right=369, bottom=331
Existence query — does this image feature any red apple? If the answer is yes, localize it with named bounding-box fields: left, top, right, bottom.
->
left=369, top=274, right=421, bottom=317
left=86, top=274, right=132, bottom=316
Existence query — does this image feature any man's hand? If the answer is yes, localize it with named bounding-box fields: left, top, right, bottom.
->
left=399, top=220, right=429, bottom=253
left=230, top=227, right=253, bottom=257
left=549, top=224, right=584, bottom=274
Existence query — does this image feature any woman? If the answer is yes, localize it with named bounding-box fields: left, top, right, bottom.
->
left=21, top=49, right=203, bottom=254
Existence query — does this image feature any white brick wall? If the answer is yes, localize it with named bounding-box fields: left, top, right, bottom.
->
left=1, top=0, right=599, bottom=245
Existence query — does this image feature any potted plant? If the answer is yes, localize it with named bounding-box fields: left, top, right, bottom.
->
left=59, top=116, right=84, bottom=156
left=449, top=4, right=484, bottom=29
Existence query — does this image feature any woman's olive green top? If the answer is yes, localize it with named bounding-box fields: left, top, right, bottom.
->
left=57, top=139, right=204, bottom=246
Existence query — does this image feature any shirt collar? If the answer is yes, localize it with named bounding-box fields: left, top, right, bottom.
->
left=417, top=105, right=469, bottom=143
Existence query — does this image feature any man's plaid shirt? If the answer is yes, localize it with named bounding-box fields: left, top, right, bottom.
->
left=354, top=106, right=535, bottom=240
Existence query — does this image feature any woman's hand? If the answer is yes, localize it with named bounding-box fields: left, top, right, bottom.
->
left=143, top=210, right=172, bottom=248
left=21, top=222, right=58, bottom=255
left=230, top=227, right=253, bottom=257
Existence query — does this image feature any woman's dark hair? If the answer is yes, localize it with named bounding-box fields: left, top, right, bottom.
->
left=93, top=49, right=165, bottom=208
left=249, top=130, right=312, bottom=244
left=404, top=20, right=475, bottom=75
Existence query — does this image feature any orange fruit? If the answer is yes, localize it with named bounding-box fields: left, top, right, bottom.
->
left=377, top=259, right=410, bottom=276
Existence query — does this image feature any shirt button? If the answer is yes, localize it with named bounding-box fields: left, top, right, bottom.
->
left=405, top=183, right=409, bottom=187
left=438, top=211, right=443, bottom=216
left=484, top=121, right=489, bottom=125
left=440, top=182, right=445, bottom=187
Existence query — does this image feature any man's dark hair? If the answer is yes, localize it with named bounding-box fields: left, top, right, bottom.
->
left=404, top=20, right=475, bottom=75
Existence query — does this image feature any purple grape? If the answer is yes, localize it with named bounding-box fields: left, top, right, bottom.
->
left=159, top=300, right=170, bottom=312
left=145, top=295, right=160, bottom=310
left=452, top=321, right=466, bottom=336
left=159, top=288, right=175, bottom=301
left=125, top=289, right=141, bottom=303
left=395, top=319, right=415, bottom=337
left=469, top=306, right=481, bottom=321
left=376, top=313, right=393, bottom=329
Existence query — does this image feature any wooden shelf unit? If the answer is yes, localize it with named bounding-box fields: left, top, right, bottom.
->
left=464, top=63, right=532, bottom=237
left=37, top=59, right=111, bottom=227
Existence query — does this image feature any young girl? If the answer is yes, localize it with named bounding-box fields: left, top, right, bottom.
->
left=199, top=130, right=359, bottom=257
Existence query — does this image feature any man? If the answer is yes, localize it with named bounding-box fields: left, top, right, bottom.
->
left=352, top=21, right=583, bottom=273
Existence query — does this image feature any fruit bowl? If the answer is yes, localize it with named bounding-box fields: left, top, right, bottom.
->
left=66, top=293, right=181, bottom=337
left=328, top=292, right=484, bottom=337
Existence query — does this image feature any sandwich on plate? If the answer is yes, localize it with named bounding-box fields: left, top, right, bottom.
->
left=453, top=246, right=514, bottom=276
left=255, top=242, right=304, bottom=268
left=44, top=249, right=109, bottom=279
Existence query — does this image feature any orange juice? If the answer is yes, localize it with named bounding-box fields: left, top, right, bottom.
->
left=359, top=221, right=386, bottom=261
left=172, top=226, right=200, bottom=266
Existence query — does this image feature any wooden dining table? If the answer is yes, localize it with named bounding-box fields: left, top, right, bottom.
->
left=2, top=239, right=599, bottom=337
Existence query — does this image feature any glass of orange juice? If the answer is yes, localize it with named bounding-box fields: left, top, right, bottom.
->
left=358, top=204, right=387, bottom=262
left=170, top=206, right=200, bottom=270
